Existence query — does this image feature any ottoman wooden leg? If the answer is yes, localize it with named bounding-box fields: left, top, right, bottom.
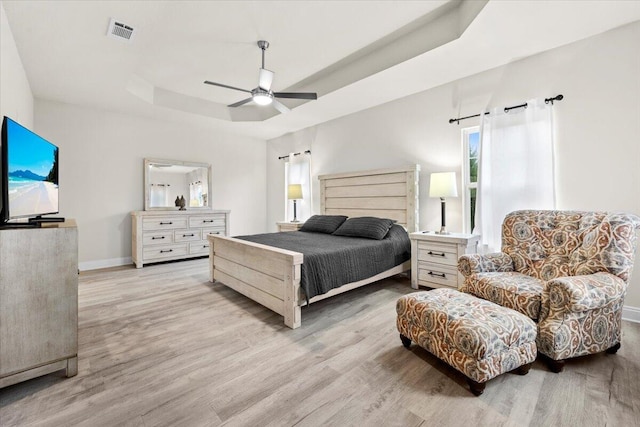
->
left=606, top=342, right=621, bottom=354
left=515, top=362, right=533, bottom=375
left=547, top=358, right=565, bottom=373
left=400, top=334, right=411, bottom=349
left=467, top=379, right=486, bottom=396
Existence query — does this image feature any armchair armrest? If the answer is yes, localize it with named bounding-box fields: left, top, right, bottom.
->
left=458, top=252, right=514, bottom=277
left=545, top=272, right=627, bottom=313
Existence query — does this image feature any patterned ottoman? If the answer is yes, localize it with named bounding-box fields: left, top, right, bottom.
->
left=396, top=288, right=537, bottom=395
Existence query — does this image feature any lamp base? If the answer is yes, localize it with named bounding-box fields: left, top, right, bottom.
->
left=434, top=226, right=450, bottom=235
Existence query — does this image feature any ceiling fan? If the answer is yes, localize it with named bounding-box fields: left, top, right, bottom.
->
left=204, top=40, right=317, bottom=113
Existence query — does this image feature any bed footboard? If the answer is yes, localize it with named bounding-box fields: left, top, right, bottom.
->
left=208, top=235, right=304, bottom=329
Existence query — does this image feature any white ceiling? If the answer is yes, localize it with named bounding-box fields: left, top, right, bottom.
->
left=3, top=1, right=640, bottom=140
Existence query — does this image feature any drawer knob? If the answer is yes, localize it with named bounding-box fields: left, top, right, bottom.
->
left=203, top=220, right=214, bottom=223
left=160, top=221, right=173, bottom=225
left=203, top=245, right=208, bottom=248
left=210, top=231, right=220, bottom=235
left=151, top=236, right=165, bottom=240
left=428, top=251, right=446, bottom=257
left=428, top=271, right=446, bottom=278
left=160, top=249, right=173, bottom=253
left=183, top=233, right=195, bottom=237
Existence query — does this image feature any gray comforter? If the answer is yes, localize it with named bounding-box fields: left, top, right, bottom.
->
left=235, top=224, right=410, bottom=301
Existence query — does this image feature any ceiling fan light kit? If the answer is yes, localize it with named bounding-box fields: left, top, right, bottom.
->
left=204, top=40, right=317, bottom=112
left=252, top=89, right=273, bottom=106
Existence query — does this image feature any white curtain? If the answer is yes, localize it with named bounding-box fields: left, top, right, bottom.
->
left=285, top=152, right=311, bottom=221
left=149, top=184, right=170, bottom=208
left=474, top=98, right=555, bottom=253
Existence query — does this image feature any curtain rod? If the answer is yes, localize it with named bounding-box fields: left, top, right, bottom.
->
left=449, top=94, right=564, bottom=125
left=278, top=150, right=311, bottom=160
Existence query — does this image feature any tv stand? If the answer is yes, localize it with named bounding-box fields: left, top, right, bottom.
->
left=29, top=215, right=66, bottom=224
left=0, top=222, right=39, bottom=229
left=0, top=220, right=78, bottom=388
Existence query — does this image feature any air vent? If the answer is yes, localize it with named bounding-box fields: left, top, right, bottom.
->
left=107, top=18, right=135, bottom=42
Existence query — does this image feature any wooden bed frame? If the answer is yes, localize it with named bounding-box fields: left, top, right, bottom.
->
left=208, top=165, right=420, bottom=329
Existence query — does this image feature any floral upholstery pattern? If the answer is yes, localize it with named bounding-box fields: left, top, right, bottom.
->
left=457, top=252, right=514, bottom=277
left=458, top=210, right=640, bottom=362
left=537, top=272, right=627, bottom=359
left=396, top=289, right=537, bottom=384
left=460, top=272, right=544, bottom=320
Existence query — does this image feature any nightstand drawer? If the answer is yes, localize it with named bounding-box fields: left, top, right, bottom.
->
left=418, top=264, right=458, bottom=288
left=279, top=223, right=303, bottom=232
left=417, top=241, right=458, bottom=267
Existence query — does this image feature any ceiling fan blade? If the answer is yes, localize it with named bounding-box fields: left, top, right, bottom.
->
left=258, top=68, right=274, bottom=91
left=204, top=80, right=252, bottom=94
left=228, top=97, right=253, bottom=108
left=274, top=92, right=317, bottom=100
left=272, top=99, right=290, bottom=114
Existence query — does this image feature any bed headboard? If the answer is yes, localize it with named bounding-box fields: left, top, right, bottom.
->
left=318, top=165, right=420, bottom=233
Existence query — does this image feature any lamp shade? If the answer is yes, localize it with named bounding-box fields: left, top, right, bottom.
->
left=429, top=172, right=458, bottom=198
left=287, top=184, right=303, bottom=200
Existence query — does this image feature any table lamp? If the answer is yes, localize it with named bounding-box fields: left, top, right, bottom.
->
left=287, top=184, right=303, bottom=222
left=429, top=172, right=458, bottom=234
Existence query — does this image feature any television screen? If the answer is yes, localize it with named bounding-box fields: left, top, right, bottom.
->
left=2, top=117, right=59, bottom=221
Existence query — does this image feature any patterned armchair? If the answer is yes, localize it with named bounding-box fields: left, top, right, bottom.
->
left=458, top=210, right=640, bottom=372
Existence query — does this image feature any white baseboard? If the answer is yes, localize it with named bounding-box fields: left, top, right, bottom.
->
left=622, top=305, right=640, bottom=323
left=79, top=257, right=132, bottom=272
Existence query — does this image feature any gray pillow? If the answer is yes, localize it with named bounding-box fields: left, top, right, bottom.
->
left=332, top=217, right=395, bottom=240
left=299, top=215, right=348, bottom=234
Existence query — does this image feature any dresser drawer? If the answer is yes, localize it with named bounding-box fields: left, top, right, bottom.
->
left=143, top=217, right=188, bottom=231
left=202, top=227, right=226, bottom=238
left=189, top=241, right=210, bottom=255
left=142, top=231, right=174, bottom=246
left=174, top=229, right=202, bottom=242
left=417, top=241, right=458, bottom=267
left=189, top=215, right=226, bottom=228
left=417, top=263, right=458, bottom=289
left=143, top=244, right=188, bottom=261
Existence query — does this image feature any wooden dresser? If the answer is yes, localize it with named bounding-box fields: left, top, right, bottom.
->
left=0, top=220, right=78, bottom=388
left=131, top=210, right=230, bottom=268
left=410, top=232, right=480, bottom=290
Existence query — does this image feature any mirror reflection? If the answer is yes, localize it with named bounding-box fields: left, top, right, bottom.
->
left=144, top=159, right=211, bottom=210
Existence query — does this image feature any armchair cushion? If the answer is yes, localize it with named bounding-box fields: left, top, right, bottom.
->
left=463, top=272, right=544, bottom=320
left=569, top=213, right=640, bottom=282
left=458, top=253, right=514, bottom=277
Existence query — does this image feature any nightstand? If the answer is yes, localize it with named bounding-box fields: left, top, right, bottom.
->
left=410, top=232, right=480, bottom=290
left=276, top=221, right=304, bottom=232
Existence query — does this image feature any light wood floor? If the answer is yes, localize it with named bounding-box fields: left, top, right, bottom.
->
left=1, top=258, right=639, bottom=427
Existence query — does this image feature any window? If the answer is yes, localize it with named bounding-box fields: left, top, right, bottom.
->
left=462, top=127, right=479, bottom=233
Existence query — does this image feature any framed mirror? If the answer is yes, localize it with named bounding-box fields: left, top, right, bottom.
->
left=144, top=158, right=212, bottom=211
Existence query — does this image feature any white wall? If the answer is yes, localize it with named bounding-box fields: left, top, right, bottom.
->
left=35, top=100, right=267, bottom=270
left=0, top=1, right=33, bottom=127
left=267, top=22, right=640, bottom=311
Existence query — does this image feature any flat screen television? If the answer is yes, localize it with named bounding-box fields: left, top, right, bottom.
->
left=1, top=116, right=60, bottom=224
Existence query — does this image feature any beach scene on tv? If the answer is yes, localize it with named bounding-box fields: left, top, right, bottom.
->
left=7, top=121, right=59, bottom=219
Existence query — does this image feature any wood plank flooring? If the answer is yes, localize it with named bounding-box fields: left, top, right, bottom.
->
left=1, top=258, right=639, bottom=426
